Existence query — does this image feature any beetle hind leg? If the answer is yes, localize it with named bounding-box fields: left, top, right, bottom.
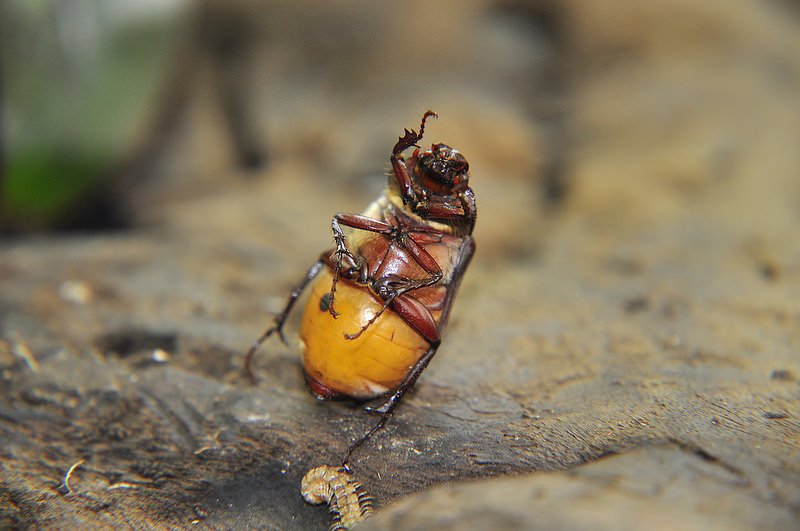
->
left=243, top=258, right=325, bottom=384
left=342, top=340, right=440, bottom=466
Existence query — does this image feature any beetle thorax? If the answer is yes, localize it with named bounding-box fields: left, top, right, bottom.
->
left=377, top=189, right=457, bottom=234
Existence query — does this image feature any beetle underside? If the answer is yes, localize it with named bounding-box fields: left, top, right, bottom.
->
left=244, top=111, right=476, bottom=464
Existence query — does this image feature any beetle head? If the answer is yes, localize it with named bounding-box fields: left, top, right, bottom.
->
left=417, top=143, right=470, bottom=189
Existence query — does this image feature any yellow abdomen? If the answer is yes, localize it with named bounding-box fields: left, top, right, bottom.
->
left=299, top=269, right=429, bottom=400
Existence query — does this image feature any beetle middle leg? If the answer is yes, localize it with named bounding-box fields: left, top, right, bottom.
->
left=343, top=232, right=444, bottom=339
left=328, top=213, right=389, bottom=319
left=329, top=213, right=445, bottom=340
left=343, top=272, right=442, bottom=340
left=243, top=259, right=325, bottom=383
left=327, top=212, right=396, bottom=319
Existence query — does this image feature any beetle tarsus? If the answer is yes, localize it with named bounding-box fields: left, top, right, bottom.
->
left=342, top=413, right=391, bottom=467
left=417, top=110, right=437, bottom=140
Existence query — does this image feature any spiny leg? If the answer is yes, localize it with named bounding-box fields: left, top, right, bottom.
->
left=343, top=340, right=440, bottom=466
left=343, top=239, right=475, bottom=464
left=391, top=111, right=438, bottom=204
left=343, top=272, right=442, bottom=340
left=328, top=214, right=387, bottom=318
left=328, top=213, right=395, bottom=319
left=343, top=294, right=396, bottom=340
left=393, top=110, right=438, bottom=155
left=329, top=217, right=356, bottom=319
left=243, top=259, right=324, bottom=383
left=342, top=227, right=444, bottom=340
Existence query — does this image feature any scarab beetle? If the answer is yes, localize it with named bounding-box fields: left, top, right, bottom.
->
left=244, top=111, right=476, bottom=457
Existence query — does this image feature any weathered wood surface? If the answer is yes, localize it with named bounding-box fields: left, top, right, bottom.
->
left=1, top=0, right=799, bottom=528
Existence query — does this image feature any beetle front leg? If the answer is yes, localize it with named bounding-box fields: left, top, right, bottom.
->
left=391, top=111, right=438, bottom=207
left=392, top=110, right=437, bottom=155
left=244, top=259, right=325, bottom=383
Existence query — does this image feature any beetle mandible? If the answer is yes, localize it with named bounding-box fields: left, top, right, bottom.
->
left=244, top=111, right=476, bottom=458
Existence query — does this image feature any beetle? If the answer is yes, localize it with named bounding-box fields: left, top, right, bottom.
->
left=244, top=110, right=476, bottom=458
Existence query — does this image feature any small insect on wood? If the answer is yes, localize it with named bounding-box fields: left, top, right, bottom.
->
left=244, top=111, right=476, bottom=458
left=301, top=465, right=372, bottom=530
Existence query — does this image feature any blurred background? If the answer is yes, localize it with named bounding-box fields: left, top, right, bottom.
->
left=2, top=2, right=799, bottom=528
left=0, top=0, right=568, bottom=239
left=2, top=0, right=798, bottom=247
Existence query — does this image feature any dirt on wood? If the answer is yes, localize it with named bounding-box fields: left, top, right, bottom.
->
left=1, top=0, right=798, bottom=529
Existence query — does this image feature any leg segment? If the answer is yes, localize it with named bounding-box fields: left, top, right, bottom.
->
left=392, top=110, right=437, bottom=155
left=243, top=259, right=325, bottom=384
left=328, top=213, right=393, bottom=318
left=391, top=111, right=437, bottom=206
left=342, top=237, right=475, bottom=465
left=365, top=340, right=440, bottom=415
left=330, top=216, right=444, bottom=340
left=344, top=270, right=442, bottom=340
left=343, top=341, right=440, bottom=466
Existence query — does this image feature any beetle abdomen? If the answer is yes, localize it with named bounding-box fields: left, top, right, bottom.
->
left=299, top=269, right=433, bottom=400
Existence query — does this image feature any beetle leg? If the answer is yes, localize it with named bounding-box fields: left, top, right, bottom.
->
left=413, top=188, right=477, bottom=230
left=343, top=237, right=475, bottom=465
left=342, top=340, right=440, bottom=466
left=329, top=213, right=394, bottom=318
left=398, top=232, right=443, bottom=277
left=344, top=272, right=442, bottom=340
left=392, top=110, right=437, bottom=155
left=367, top=341, right=440, bottom=415
left=244, top=259, right=325, bottom=384
left=343, top=294, right=396, bottom=340
left=391, top=111, right=437, bottom=206
left=330, top=217, right=362, bottom=318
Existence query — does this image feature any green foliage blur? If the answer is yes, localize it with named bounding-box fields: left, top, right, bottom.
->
left=0, top=1, right=185, bottom=231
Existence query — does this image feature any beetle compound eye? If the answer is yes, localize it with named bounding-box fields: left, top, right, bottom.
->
left=319, top=292, right=333, bottom=312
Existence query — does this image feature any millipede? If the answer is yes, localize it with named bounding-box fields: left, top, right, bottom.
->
left=301, top=465, right=373, bottom=530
